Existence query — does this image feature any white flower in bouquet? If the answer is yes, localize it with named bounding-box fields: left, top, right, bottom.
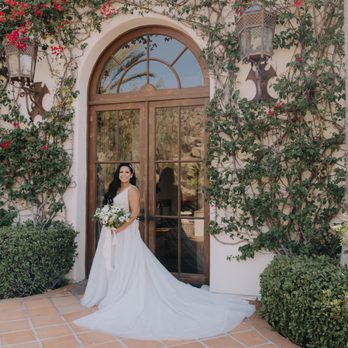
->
left=93, top=205, right=130, bottom=229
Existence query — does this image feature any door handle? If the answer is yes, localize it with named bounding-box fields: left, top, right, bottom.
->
left=138, top=208, right=145, bottom=221
left=138, top=214, right=145, bottom=222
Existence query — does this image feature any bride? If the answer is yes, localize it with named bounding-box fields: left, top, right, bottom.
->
left=74, top=162, right=254, bottom=340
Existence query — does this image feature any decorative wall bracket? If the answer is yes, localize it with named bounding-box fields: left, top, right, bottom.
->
left=17, top=81, right=50, bottom=121
left=246, top=61, right=277, bottom=102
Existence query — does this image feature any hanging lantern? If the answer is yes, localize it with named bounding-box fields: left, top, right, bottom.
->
left=3, top=40, right=49, bottom=120
left=236, top=2, right=276, bottom=64
left=4, top=40, right=38, bottom=82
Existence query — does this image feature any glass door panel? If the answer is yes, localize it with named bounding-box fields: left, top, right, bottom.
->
left=181, top=106, right=205, bottom=160
left=155, top=107, right=179, bottom=160
left=181, top=218, right=205, bottom=274
left=155, top=218, right=178, bottom=273
left=87, top=105, right=145, bottom=272
left=96, top=109, right=140, bottom=162
left=149, top=102, right=207, bottom=282
left=156, top=163, right=179, bottom=217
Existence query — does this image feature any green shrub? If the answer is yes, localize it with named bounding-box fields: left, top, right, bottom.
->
left=260, top=255, right=348, bottom=348
left=0, top=221, right=78, bottom=299
left=0, top=208, right=17, bottom=228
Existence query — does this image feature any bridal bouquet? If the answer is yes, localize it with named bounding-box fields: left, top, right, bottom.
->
left=93, top=205, right=130, bottom=229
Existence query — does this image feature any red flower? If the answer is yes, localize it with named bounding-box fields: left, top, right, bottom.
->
left=5, top=0, right=18, bottom=7
left=267, top=109, right=275, bottom=116
left=1, top=140, right=11, bottom=150
left=6, top=29, right=29, bottom=50
left=294, top=0, right=302, bottom=8
left=274, top=101, right=285, bottom=109
left=0, top=12, right=6, bottom=23
left=13, top=122, right=20, bottom=129
left=50, top=45, right=65, bottom=56
left=35, top=6, right=43, bottom=17
left=53, top=0, right=65, bottom=11
left=41, top=144, right=48, bottom=151
left=295, top=55, right=304, bottom=62
left=17, top=2, right=26, bottom=16
left=234, top=6, right=244, bottom=16
left=58, top=19, right=70, bottom=28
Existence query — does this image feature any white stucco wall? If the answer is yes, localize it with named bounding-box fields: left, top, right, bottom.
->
left=32, top=12, right=293, bottom=296
left=209, top=234, right=274, bottom=297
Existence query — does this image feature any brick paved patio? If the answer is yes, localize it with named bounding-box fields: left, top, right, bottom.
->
left=0, top=283, right=298, bottom=348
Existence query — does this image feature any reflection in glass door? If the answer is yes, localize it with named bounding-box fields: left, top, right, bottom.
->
left=87, top=104, right=146, bottom=274
left=149, top=102, right=208, bottom=283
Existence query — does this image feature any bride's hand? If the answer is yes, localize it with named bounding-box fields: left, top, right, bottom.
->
left=111, top=229, right=117, bottom=236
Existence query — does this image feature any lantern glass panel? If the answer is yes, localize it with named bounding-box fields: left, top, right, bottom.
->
left=240, top=31, right=249, bottom=59
left=8, top=54, right=19, bottom=77
left=263, top=27, right=274, bottom=54
left=20, top=54, right=32, bottom=77
left=250, top=27, right=262, bottom=53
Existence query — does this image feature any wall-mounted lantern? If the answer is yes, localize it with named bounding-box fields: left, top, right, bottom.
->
left=4, top=40, right=49, bottom=120
left=236, top=2, right=277, bottom=101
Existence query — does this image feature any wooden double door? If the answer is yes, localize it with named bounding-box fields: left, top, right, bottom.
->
left=87, top=98, right=209, bottom=284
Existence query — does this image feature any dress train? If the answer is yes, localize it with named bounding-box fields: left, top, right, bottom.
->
left=74, top=187, right=254, bottom=340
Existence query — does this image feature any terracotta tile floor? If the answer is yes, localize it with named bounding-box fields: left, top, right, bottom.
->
left=0, top=283, right=299, bottom=348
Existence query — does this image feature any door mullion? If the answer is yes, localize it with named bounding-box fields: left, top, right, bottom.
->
left=148, top=102, right=156, bottom=251
left=178, top=106, right=182, bottom=275
left=144, top=100, right=149, bottom=246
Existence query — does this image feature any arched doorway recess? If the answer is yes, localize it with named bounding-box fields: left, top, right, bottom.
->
left=87, top=26, right=210, bottom=285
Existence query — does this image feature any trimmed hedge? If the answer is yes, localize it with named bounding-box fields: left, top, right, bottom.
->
left=260, top=255, right=348, bottom=348
left=0, top=221, right=78, bottom=298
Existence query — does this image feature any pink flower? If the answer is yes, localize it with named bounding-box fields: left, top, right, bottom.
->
left=267, top=109, right=274, bottom=116
left=41, top=144, right=48, bottom=151
left=101, top=0, right=118, bottom=19
left=294, top=0, right=302, bottom=8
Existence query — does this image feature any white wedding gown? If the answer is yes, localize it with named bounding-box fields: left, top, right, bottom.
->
left=74, top=186, right=254, bottom=340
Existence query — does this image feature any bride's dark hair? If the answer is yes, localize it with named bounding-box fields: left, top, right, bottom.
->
left=103, top=162, right=137, bottom=205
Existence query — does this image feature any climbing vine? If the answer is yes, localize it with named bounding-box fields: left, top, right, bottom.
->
left=0, top=0, right=116, bottom=223
left=0, top=0, right=345, bottom=259
left=117, top=0, right=345, bottom=258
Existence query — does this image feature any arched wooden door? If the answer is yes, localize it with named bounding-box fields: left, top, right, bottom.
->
left=87, top=26, right=210, bottom=285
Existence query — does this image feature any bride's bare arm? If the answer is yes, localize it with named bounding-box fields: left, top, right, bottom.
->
left=112, top=186, right=140, bottom=234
